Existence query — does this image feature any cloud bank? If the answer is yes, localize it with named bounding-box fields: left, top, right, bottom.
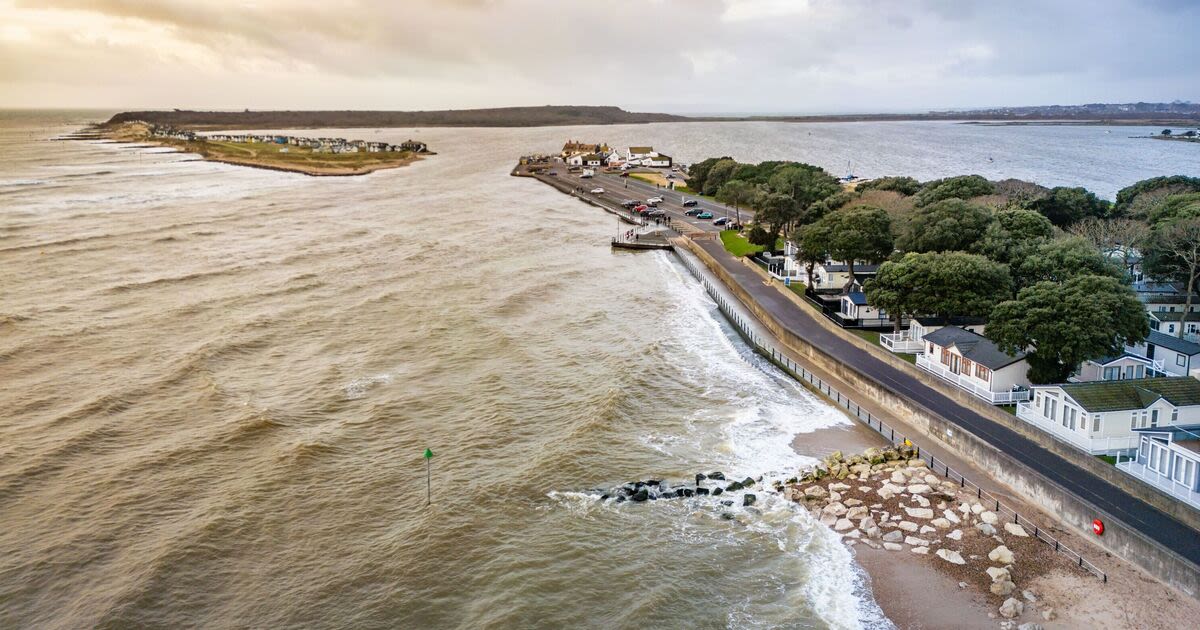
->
left=0, top=0, right=1196, bottom=111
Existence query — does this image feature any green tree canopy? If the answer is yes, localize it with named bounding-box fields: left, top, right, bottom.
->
left=973, top=208, right=1054, bottom=267
left=914, top=175, right=995, bottom=207
left=1145, top=192, right=1200, bottom=226
left=768, top=164, right=842, bottom=212
left=791, top=222, right=831, bottom=289
left=821, top=205, right=893, bottom=278
left=1012, top=237, right=1122, bottom=291
left=856, top=176, right=921, bottom=196
left=702, top=158, right=739, bottom=196
left=716, top=179, right=758, bottom=226
left=865, top=252, right=1011, bottom=333
left=1143, top=217, right=1200, bottom=336
left=1027, top=186, right=1111, bottom=226
left=1114, top=175, right=1200, bottom=218
left=752, top=191, right=797, bottom=246
left=897, top=198, right=993, bottom=253
left=988, top=275, right=1149, bottom=383
left=686, top=156, right=731, bottom=194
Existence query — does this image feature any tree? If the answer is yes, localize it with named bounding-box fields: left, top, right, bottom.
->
left=988, top=275, right=1149, bottom=383
left=716, top=179, right=756, bottom=226
left=1145, top=192, right=1200, bottom=226
left=792, top=222, right=830, bottom=289
left=866, top=252, right=1011, bottom=333
left=686, top=156, right=731, bottom=194
left=768, top=164, right=842, bottom=220
left=974, top=208, right=1054, bottom=267
left=1143, top=217, right=1200, bottom=338
left=822, top=205, right=893, bottom=279
left=1012, top=237, right=1122, bottom=291
left=1163, top=129, right=1173, bottom=136
left=1027, top=186, right=1110, bottom=226
left=1068, top=217, right=1150, bottom=281
left=896, top=198, right=992, bottom=253
left=856, top=176, right=921, bottom=196
left=913, top=175, right=995, bottom=207
left=1114, top=175, right=1200, bottom=218
left=702, top=158, right=738, bottom=196
left=752, top=191, right=797, bottom=247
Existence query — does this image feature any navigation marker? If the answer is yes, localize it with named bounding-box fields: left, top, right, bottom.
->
left=424, top=448, right=433, bottom=505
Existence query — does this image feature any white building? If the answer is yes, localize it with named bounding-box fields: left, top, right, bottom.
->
left=881, top=316, right=986, bottom=354
left=837, top=282, right=899, bottom=328
left=627, top=146, right=655, bottom=161
left=1150, top=311, right=1200, bottom=341
left=644, top=154, right=673, bottom=168
left=1018, top=377, right=1200, bottom=455
left=809, top=262, right=880, bottom=291
left=566, top=154, right=585, bottom=167
left=1119, top=423, right=1200, bottom=511
left=916, top=326, right=1031, bottom=405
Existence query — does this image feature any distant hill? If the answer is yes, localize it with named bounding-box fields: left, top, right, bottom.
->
left=105, top=102, right=1200, bottom=130
left=104, top=106, right=691, bottom=129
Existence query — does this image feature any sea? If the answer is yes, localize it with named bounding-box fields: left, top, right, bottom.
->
left=2, top=110, right=1198, bottom=629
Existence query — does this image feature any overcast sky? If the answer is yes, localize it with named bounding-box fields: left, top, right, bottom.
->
left=1, top=0, right=1197, bottom=113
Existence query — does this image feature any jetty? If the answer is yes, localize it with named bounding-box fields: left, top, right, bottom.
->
left=611, top=230, right=673, bottom=251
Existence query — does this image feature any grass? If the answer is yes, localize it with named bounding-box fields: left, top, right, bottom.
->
left=999, top=405, right=1018, bottom=415
left=720, top=229, right=765, bottom=256
left=852, top=330, right=881, bottom=345
left=1096, top=455, right=1117, bottom=466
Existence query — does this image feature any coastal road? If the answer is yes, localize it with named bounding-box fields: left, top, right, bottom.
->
left=692, top=237, right=1200, bottom=569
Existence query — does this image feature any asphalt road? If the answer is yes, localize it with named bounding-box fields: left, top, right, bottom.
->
left=548, top=163, right=752, bottom=234
left=691, top=237, right=1200, bottom=568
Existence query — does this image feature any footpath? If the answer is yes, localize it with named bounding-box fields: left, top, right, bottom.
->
left=681, top=235, right=1200, bottom=596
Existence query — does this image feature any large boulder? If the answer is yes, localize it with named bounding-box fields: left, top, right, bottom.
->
left=864, top=447, right=885, bottom=464
left=695, top=473, right=707, bottom=484
left=823, top=502, right=848, bottom=517
left=631, top=488, right=649, bottom=502
left=976, top=523, right=997, bottom=536
left=988, top=545, right=1015, bottom=565
left=1004, top=523, right=1029, bottom=537
left=882, top=530, right=904, bottom=543
left=904, top=536, right=931, bottom=547
left=986, top=567, right=1011, bottom=582
left=906, top=484, right=933, bottom=495
left=897, top=521, right=919, bottom=533
left=943, top=510, right=961, bottom=524
left=904, top=507, right=934, bottom=519
left=804, top=485, right=827, bottom=499
left=980, top=511, right=999, bottom=525
left=936, top=549, right=966, bottom=565
left=712, top=487, right=724, bottom=496
left=743, top=493, right=757, bottom=506
left=999, top=597, right=1024, bottom=619
left=946, top=529, right=963, bottom=541
left=709, top=472, right=726, bottom=481
left=834, top=518, right=854, bottom=531
left=990, top=579, right=1016, bottom=596
left=930, top=518, right=952, bottom=529
left=846, top=506, right=869, bottom=521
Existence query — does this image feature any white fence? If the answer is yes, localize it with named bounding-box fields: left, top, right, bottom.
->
left=915, top=354, right=1030, bottom=405
left=1016, top=403, right=1139, bottom=455
left=881, top=332, right=923, bottom=353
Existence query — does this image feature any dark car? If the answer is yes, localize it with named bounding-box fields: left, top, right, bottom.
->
left=713, top=217, right=730, bottom=226
left=546, top=171, right=558, bottom=176
left=621, top=200, right=639, bottom=208
left=684, top=208, right=703, bottom=216
left=682, top=199, right=699, bottom=207
left=645, top=209, right=666, bottom=218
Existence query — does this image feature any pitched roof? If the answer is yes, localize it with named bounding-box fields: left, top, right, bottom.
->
left=1151, top=311, right=1200, bottom=323
left=1147, top=330, right=1200, bottom=355
left=628, top=146, right=653, bottom=153
left=923, top=325, right=1026, bottom=370
left=820, top=263, right=881, bottom=273
left=1058, top=377, right=1200, bottom=413
left=846, top=291, right=868, bottom=305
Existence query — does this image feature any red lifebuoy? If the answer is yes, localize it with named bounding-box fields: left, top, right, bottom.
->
left=1093, top=519, right=1104, bottom=536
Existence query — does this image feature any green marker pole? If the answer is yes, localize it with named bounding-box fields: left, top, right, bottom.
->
left=424, top=448, right=433, bottom=505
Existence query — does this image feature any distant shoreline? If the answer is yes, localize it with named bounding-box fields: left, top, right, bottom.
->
left=103, top=106, right=1200, bottom=129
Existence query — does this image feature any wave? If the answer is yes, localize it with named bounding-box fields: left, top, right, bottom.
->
left=105, top=266, right=247, bottom=293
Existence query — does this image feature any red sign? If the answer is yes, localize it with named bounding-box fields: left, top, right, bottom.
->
left=1092, top=519, right=1104, bottom=536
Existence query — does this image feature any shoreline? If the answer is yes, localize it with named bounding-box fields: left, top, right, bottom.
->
left=86, top=123, right=424, bottom=177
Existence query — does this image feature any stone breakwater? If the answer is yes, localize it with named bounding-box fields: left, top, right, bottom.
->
left=785, top=447, right=1069, bottom=628
left=599, top=445, right=1082, bottom=628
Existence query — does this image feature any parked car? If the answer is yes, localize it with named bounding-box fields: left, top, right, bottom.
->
left=682, top=199, right=699, bottom=207
left=633, top=204, right=648, bottom=213
left=645, top=199, right=659, bottom=207
left=646, top=209, right=666, bottom=218
left=545, top=171, right=558, bottom=177
left=590, top=188, right=605, bottom=194
left=684, top=208, right=703, bottom=216
left=621, top=200, right=639, bottom=208
left=647, top=196, right=664, bottom=203
left=697, top=212, right=714, bottom=219
left=713, top=217, right=730, bottom=226
left=665, top=173, right=676, bottom=179
left=620, top=172, right=630, bottom=177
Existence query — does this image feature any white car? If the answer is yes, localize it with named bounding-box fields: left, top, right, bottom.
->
left=646, top=196, right=664, bottom=204
left=590, top=187, right=605, bottom=194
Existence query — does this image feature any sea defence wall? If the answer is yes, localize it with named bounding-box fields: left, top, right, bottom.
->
left=675, top=237, right=1200, bottom=599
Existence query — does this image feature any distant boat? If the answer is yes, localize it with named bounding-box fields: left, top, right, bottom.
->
left=987, top=156, right=994, bottom=163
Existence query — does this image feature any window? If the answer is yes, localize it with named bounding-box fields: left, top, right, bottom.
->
left=976, top=364, right=990, bottom=381
left=1125, top=365, right=1135, bottom=379
left=1131, top=411, right=1139, bottom=430
left=1178, top=354, right=1187, bottom=367
left=1151, top=409, right=1160, bottom=428
left=1141, top=411, right=1149, bottom=428
left=1092, top=415, right=1100, bottom=433
left=1174, top=455, right=1185, bottom=483
left=1049, top=399, right=1058, bottom=422
left=1103, top=366, right=1120, bottom=380
left=1172, top=408, right=1179, bottom=424
left=962, top=358, right=974, bottom=376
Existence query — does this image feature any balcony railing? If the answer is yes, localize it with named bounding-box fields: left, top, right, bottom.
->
left=881, top=331, right=924, bottom=353
left=1015, top=402, right=1139, bottom=455
left=1117, top=458, right=1200, bottom=511
left=916, top=354, right=1030, bottom=405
